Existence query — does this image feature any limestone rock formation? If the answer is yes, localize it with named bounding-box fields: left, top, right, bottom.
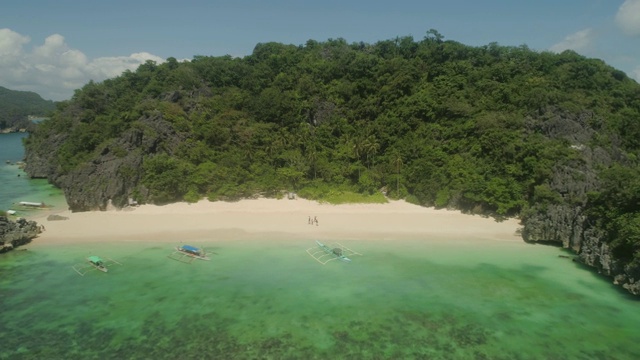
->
left=0, top=216, right=42, bottom=252
left=522, top=108, right=639, bottom=295
left=25, top=113, right=184, bottom=211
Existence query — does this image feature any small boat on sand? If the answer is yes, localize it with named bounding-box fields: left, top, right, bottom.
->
left=18, top=201, right=47, bottom=208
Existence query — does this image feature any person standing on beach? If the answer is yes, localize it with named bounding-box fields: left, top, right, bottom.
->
left=314, top=216, right=318, bottom=226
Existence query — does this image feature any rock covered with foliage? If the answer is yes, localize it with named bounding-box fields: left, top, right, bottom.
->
left=23, top=31, right=640, bottom=294
left=0, top=216, right=42, bottom=252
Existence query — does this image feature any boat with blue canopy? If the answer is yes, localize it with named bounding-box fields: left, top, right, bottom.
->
left=168, top=244, right=211, bottom=263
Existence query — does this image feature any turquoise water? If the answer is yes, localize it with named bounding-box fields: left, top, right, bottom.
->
left=0, top=132, right=67, bottom=216
left=1, top=133, right=639, bottom=359
left=1, top=239, right=639, bottom=359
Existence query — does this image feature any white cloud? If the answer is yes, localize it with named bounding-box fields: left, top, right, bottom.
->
left=0, top=28, right=164, bottom=101
left=616, top=0, right=640, bottom=36
left=0, top=28, right=29, bottom=57
left=549, top=28, right=595, bottom=54
left=33, top=34, right=66, bottom=58
left=87, top=52, right=164, bottom=79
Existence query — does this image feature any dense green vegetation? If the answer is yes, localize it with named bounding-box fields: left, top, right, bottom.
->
left=0, top=86, right=55, bottom=129
left=26, top=32, right=640, bottom=262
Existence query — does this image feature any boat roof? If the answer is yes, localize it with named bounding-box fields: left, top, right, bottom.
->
left=88, top=256, right=103, bottom=263
left=182, top=245, right=200, bottom=252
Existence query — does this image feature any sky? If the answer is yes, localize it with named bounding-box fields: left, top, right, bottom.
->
left=1, top=0, right=639, bottom=101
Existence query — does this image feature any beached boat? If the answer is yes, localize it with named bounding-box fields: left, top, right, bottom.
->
left=18, top=201, right=46, bottom=208
left=168, top=244, right=211, bottom=263
left=306, top=240, right=362, bottom=265
left=72, top=256, right=122, bottom=276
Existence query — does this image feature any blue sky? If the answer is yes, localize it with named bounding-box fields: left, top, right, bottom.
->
left=1, top=0, right=639, bottom=101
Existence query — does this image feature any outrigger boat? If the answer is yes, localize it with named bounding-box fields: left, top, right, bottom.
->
left=306, top=240, right=362, bottom=265
left=168, top=244, right=211, bottom=264
left=72, top=256, right=122, bottom=276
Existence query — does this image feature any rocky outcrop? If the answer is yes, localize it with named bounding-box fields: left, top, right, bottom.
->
left=24, top=112, right=185, bottom=211
left=24, top=132, right=68, bottom=178
left=521, top=150, right=603, bottom=249
left=580, top=226, right=640, bottom=295
left=0, top=216, right=42, bottom=252
left=523, top=109, right=610, bottom=246
left=522, top=107, right=640, bottom=295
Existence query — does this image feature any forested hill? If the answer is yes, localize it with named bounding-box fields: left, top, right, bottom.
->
left=24, top=32, right=640, bottom=295
left=0, top=86, right=55, bottom=130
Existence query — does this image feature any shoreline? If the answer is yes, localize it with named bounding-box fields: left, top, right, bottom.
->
left=26, top=198, right=523, bottom=248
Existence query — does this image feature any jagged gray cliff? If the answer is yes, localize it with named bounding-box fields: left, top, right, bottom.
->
left=521, top=108, right=639, bottom=295
left=25, top=110, right=184, bottom=211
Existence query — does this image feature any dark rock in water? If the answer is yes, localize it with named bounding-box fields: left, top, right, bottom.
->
left=47, top=214, right=69, bottom=221
left=0, top=216, right=42, bottom=253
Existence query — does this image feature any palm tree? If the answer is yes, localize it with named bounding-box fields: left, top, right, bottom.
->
left=364, top=135, right=380, bottom=169
left=351, top=135, right=366, bottom=179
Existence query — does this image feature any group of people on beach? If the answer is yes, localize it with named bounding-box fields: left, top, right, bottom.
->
left=308, top=216, right=318, bottom=226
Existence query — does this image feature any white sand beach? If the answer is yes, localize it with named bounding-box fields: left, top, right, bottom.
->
left=26, top=198, right=523, bottom=247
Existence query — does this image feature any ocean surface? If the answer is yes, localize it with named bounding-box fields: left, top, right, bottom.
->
left=1, top=133, right=640, bottom=359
